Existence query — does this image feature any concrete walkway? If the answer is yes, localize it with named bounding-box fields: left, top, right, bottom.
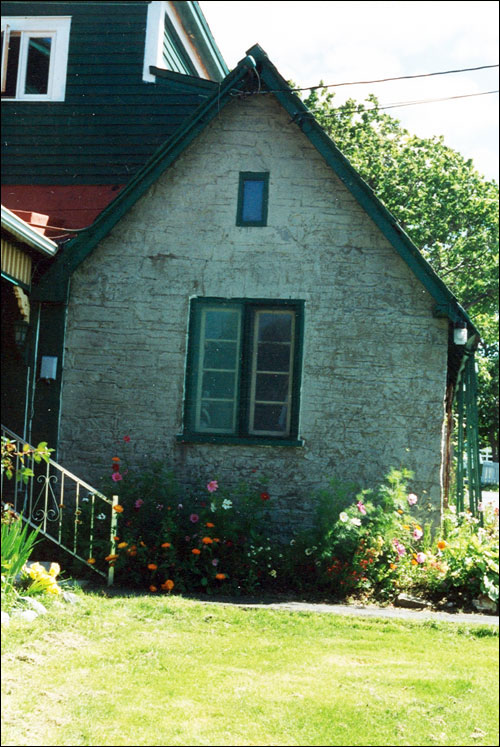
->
left=197, top=597, right=499, bottom=625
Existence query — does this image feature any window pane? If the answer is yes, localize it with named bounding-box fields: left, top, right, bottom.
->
left=203, top=340, right=237, bottom=370
left=195, top=307, right=241, bottom=433
left=25, top=36, right=51, bottom=94
left=199, top=401, right=235, bottom=431
left=204, top=309, right=239, bottom=340
left=249, top=310, right=295, bottom=435
left=201, top=371, right=237, bottom=399
left=257, top=343, right=291, bottom=372
left=258, top=313, right=292, bottom=342
left=255, top=373, right=289, bottom=402
left=2, top=33, right=20, bottom=97
left=253, top=404, right=288, bottom=432
left=242, top=180, right=264, bottom=223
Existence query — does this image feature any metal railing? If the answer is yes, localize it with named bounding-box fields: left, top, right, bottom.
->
left=1, top=425, right=118, bottom=585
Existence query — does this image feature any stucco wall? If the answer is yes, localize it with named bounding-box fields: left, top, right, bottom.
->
left=59, top=94, right=449, bottom=531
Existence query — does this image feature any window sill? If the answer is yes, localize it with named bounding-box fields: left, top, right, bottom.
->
left=176, top=433, right=304, bottom=447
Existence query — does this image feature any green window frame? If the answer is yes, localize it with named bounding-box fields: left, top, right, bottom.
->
left=179, top=297, right=304, bottom=446
left=236, top=172, right=269, bottom=226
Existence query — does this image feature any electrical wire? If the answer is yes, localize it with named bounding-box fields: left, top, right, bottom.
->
left=286, top=63, right=499, bottom=93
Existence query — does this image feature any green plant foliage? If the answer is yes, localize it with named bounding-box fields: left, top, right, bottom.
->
left=1, top=437, right=53, bottom=483
left=302, top=89, right=499, bottom=457
left=1, top=507, right=40, bottom=602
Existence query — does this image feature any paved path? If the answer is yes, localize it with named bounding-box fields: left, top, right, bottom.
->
left=198, top=597, right=499, bottom=625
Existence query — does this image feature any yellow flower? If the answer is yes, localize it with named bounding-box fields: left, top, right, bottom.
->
left=87, top=558, right=96, bottom=565
left=402, top=525, right=410, bottom=530
left=117, top=542, right=128, bottom=549
left=105, top=554, right=119, bottom=562
left=437, top=540, right=448, bottom=550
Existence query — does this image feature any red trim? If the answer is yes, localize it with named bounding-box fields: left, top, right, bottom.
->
left=1, top=185, right=125, bottom=231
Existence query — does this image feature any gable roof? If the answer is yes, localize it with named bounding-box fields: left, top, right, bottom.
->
left=32, top=44, right=479, bottom=343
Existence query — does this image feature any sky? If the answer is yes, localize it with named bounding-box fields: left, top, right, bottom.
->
left=199, top=1, right=499, bottom=183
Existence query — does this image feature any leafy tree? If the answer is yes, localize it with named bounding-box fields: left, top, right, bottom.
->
left=302, top=89, right=499, bottom=457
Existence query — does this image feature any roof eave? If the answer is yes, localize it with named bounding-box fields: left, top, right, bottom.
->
left=1, top=205, right=59, bottom=256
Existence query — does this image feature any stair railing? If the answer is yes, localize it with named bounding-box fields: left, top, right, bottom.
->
left=1, top=425, right=118, bottom=585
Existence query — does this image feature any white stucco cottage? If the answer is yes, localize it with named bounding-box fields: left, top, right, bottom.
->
left=27, top=45, right=481, bottom=529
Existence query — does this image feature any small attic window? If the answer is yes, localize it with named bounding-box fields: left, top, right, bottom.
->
left=236, top=172, right=269, bottom=226
left=1, top=17, right=71, bottom=101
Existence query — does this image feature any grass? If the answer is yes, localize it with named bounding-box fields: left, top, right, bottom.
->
left=1, top=591, right=499, bottom=746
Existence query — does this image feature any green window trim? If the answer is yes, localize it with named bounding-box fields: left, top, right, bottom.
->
left=236, top=172, right=269, bottom=226
left=180, top=297, right=304, bottom=445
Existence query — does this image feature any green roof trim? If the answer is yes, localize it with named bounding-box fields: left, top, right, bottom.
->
left=174, top=1, right=229, bottom=81
left=32, top=44, right=479, bottom=342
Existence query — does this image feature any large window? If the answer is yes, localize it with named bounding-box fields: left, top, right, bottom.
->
left=180, top=298, right=304, bottom=445
left=1, top=17, right=71, bottom=101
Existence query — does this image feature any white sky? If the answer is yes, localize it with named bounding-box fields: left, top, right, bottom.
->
left=200, top=1, right=499, bottom=183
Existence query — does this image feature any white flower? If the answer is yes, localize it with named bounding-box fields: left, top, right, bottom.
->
left=97, top=513, right=106, bottom=520
left=305, top=548, right=313, bottom=556
left=269, top=569, right=277, bottom=577
left=210, top=502, right=216, bottom=512
left=351, top=517, right=362, bottom=526
left=222, top=499, right=232, bottom=510
left=339, top=512, right=349, bottom=523
left=82, top=497, right=90, bottom=503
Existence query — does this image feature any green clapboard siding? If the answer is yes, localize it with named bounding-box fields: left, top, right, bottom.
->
left=1, top=2, right=218, bottom=185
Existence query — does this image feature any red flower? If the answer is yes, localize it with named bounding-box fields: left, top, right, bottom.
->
left=112, top=463, right=120, bottom=472
left=123, top=435, right=131, bottom=442
left=260, top=492, right=270, bottom=501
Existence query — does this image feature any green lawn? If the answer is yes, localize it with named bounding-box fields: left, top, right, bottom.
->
left=1, top=592, right=498, bottom=746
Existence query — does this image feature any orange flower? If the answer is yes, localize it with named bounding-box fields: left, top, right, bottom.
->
left=147, top=563, right=158, bottom=571
left=161, top=579, right=174, bottom=591
left=113, top=504, right=124, bottom=513
left=213, top=538, right=220, bottom=543
left=130, top=545, right=137, bottom=551
left=87, top=558, right=96, bottom=565
left=128, top=549, right=137, bottom=557
left=113, top=536, right=120, bottom=541
left=389, top=563, right=397, bottom=570
left=206, top=522, right=215, bottom=528
left=202, top=536, right=213, bottom=545
left=140, top=541, right=147, bottom=547
left=161, top=542, right=171, bottom=548
left=105, top=554, right=119, bottom=562
left=117, top=542, right=128, bottom=549
left=112, top=457, right=120, bottom=462
left=397, top=509, right=403, bottom=514
left=215, top=573, right=226, bottom=580
left=411, top=559, right=418, bottom=565
left=192, top=548, right=201, bottom=555
left=149, top=585, right=158, bottom=592
left=437, top=540, right=448, bottom=550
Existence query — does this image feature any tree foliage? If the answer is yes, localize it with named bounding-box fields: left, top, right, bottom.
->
left=302, top=89, right=499, bottom=454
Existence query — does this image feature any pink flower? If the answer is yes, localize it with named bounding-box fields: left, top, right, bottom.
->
left=413, top=528, right=423, bottom=540
left=393, top=539, right=406, bottom=556
left=134, top=499, right=144, bottom=509
left=111, top=472, right=123, bottom=482
left=123, top=435, right=131, bottom=442
left=356, top=501, right=367, bottom=515
left=207, top=480, right=218, bottom=493
left=416, top=552, right=426, bottom=564
left=212, top=558, right=219, bottom=566
left=407, top=493, right=418, bottom=506
left=189, top=513, right=199, bottom=523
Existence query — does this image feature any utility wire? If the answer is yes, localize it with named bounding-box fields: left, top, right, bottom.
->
left=310, top=89, right=499, bottom=115
left=286, top=63, right=499, bottom=92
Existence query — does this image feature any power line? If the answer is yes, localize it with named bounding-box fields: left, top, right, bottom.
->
left=320, top=89, right=500, bottom=115
left=287, top=63, right=499, bottom=93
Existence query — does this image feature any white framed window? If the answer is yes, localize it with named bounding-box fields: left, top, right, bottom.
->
left=1, top=16, right=71, bottom=101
